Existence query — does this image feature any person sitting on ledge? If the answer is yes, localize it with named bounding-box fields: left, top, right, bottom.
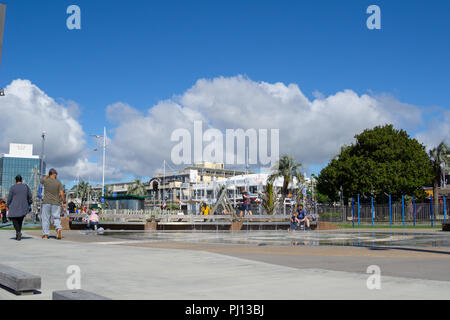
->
left=296, top=205, right=311, bottom=230
left=84, top=209, right=99, bottom=230
left=288, top=210, right=299, bottom=232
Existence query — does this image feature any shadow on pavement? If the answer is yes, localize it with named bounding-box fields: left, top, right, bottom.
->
left=366, top=246, right=450, bottom=256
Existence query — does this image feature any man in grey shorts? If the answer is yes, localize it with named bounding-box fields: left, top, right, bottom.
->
left=40, top=168, right=66, bottom=240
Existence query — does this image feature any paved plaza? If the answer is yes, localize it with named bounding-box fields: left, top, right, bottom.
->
left=0, top=229, right=449, bottom=300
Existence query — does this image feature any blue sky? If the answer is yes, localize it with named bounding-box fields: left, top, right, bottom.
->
left=0, top=0, right=449, bottom=185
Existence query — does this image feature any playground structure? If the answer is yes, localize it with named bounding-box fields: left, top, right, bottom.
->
left=210, top=185, right=238, bottom=219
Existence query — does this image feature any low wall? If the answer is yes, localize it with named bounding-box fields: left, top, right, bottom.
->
left=65, top=214, right=341, bottom=232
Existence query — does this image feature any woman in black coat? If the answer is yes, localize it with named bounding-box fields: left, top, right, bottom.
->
left=7, top=175, right=32, bottom=241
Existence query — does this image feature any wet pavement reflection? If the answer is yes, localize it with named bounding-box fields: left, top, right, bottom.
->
left=99, top=230, right=450, bottom=248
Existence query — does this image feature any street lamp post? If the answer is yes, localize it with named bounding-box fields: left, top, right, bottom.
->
left=38, top=131, right=46, bottom=217
left=40, top=131, right=46, bottom=177
left=0, top=3, right=6, bottom=96
left=91, top=127, right=107, bottom=205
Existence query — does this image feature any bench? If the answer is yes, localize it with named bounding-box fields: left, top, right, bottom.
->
left=0, top=264, right=41, bottom=295
left=53, top=289, right=111, bottom=300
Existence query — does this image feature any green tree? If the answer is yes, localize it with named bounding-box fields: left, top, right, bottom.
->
left=260, top=183, right=279, bottom=215
left=429, top=141, right=450, bottom=214
left=127, top=179, right=147, bottom=197
left=317, top=125, right=434, bottom=203
left=268, top=155, right=304, bottom=204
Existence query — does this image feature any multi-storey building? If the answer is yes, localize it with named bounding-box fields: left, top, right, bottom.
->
left=0, top=144, right=44, bottom=199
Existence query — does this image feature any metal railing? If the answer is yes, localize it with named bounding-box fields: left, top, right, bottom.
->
left=314, top=201, right=449, bottom=226
left=72, top=199, right=449, bottom=227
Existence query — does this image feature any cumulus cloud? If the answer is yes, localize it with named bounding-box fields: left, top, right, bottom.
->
left=106, top=100, right=205, bottom=176
left=105, top=75, right=445, bottom=176
left=3, top=77, right=447, bottom=183
left=0, top=79, right=86, bottom=168
left=58, top=157, right=125, bottom=184
left=415, top=110, right=450, bottom=151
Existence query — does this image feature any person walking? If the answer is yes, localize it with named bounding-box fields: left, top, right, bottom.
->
left=239, top=189, right=253, bottom=218
left=7, top=175, right=33, bottom=241
left=40, top=168, right=66, bottom=240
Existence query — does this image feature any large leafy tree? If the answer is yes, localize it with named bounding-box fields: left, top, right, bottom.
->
left=317, top=125, right=433, bottom=203
left=268, top=155, right=304, bottom=203
left=429, top=141, right=450, bottom=214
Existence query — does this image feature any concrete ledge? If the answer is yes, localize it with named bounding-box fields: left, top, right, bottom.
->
left=53, top=289, right=111, bottom=300
left=145, top=222, right=158, bottom=230
left=70, top=221, right=147, bottom=230
left=0, top=264, right=41, bottom=294
left=230, top=221, right=243, bottom=231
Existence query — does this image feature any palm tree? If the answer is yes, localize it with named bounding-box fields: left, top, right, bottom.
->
left=104, top=185, right=113, bottom=197
left=260, top=183, right=279, bottom=215
left=127, top=179, right=147, bottom=197
left=74, top=180, right=91, bottom=206
left=429, top=142, right=450, bottom=215
left=268, top=155, right=304, bottom=204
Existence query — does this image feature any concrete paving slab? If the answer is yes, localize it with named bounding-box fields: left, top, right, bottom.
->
left=0, top=230, right=449, bottom=300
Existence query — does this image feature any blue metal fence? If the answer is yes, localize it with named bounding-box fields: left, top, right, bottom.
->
left=312, top=196, right=449, bottom=226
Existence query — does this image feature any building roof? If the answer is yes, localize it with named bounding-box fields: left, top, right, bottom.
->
left=2, top=143, right=39, bottom=159
left=104, top=195, right=148, bottom=200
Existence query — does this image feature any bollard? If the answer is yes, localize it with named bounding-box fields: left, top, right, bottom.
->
left=402, top=195, right=405, bottom=228
left=371, top=197, right=374, bottom=228
left=430, top=195, right=434, bottom=228
left=389, top=195, right=392, bottom=227
left=444, top=196, right=447, bottom=221
left=357, top=195, right=360, bottom=227
left=352, top=198, right=355, bottom=228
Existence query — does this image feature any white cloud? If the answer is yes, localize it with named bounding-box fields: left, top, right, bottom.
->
left=415, top=110, right=450, bottom=151
left=3, top=77, right=447, bottom=183
left=106, top=75, right=445, bottom=176
left=58, top=157, right=125, bottom=184
left=0, top=79, right=86, bottom=168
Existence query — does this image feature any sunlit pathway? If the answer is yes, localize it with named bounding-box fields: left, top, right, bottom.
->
left=0, top=230, right=449, bottom=300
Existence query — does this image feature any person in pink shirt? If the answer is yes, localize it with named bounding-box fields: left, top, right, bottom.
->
left=84, top=209, right=100, bottom=230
